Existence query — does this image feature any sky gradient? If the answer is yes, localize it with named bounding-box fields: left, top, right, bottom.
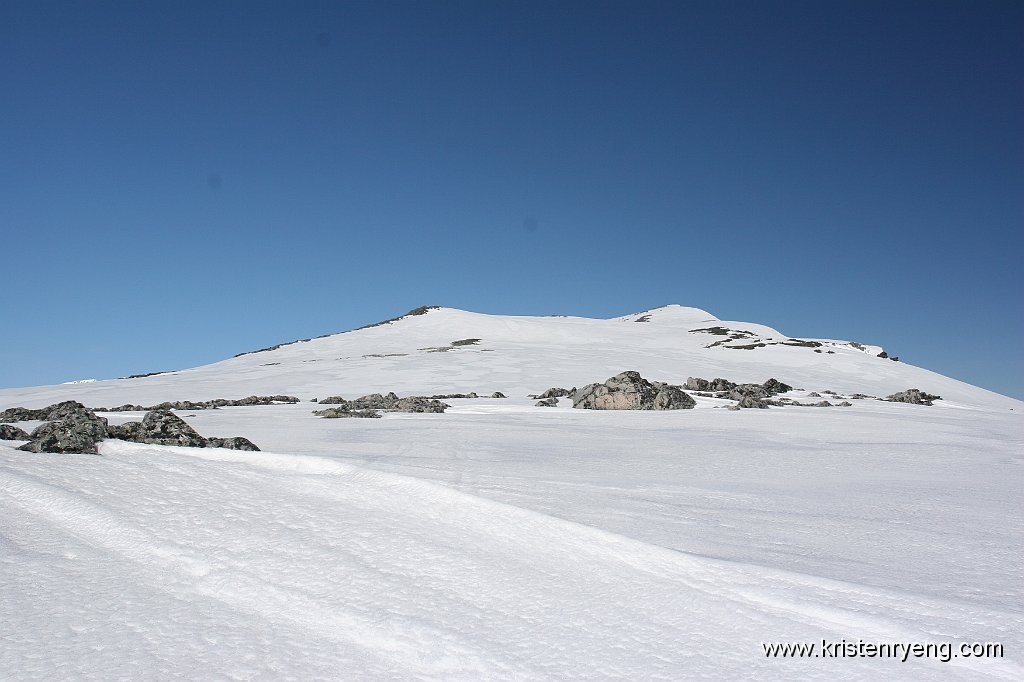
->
left=2, top=0, right=1022, bottom=398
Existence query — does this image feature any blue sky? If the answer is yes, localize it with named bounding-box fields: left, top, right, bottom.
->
left=2, top=0, right=1021, bottom=398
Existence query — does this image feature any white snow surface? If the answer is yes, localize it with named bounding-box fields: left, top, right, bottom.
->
left=1, top=306, right=1022, bottom=680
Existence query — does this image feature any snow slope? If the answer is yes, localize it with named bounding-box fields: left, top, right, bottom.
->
left=1, top=305, right=1021, bottom=680
left=0, top=305, right=1016, bottom=410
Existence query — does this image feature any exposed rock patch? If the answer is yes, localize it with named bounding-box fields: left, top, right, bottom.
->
left=885, top=389, right=941, bottom=406
left=94, top=395, right=300, bottom=412
left=536, top=397, right=560, bottom=407
left=572, top=372, right=696, bottom=411
left=18, top=405, right=109, bottom=454
left=0, top=424, right=31, bottom=440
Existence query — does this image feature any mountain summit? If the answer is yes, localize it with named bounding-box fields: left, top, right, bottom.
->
left=0, top=305, right=1016, bottom=410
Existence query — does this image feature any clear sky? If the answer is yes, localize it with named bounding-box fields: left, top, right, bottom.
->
left=2, top=0, right=1021, bottom=398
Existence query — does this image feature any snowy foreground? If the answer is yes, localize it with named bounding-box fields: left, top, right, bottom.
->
left=1, top=306, right=1022, bottom=680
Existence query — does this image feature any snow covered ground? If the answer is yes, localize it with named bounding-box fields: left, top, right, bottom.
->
left=1, top=306, right=1021, bottom=679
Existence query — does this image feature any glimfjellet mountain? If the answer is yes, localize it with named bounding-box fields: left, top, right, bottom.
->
left=1, top=305, right=1021, bottom=680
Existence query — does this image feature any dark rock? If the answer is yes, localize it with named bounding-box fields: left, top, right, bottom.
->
left=762, top=378, right=793, bottom=394
left=393, top=397, right=447, bottom=413
left=107, top=421, right=144, bottom=441
left=736, top=395, right=769, bottom=409
left=490, top=392, right=506, bottom=399
left=877, top=351, right=888, bottom=359
left=0, top=406, right=45, bottom=423
left=573, top=371, right=695, bottom=411
left=136, top=410, right=208, bottom=447
left=686, top=377, right=738, bottom=392
left=536, top=387, right=572, bottom=399
left=838, top=401, right=853, bottom=407
left=884, top=389, right=941, bottom=406
left=313, top=407, right=381, bottom=419
left=0, top=424, right=31, bottom=440
left=18, top=409, right=109, bottom=454
left=536, top=397, right=560, bottom=407
left=206, top=436, right=261, bottom=451
left=808, top=392, right=821, bottom=398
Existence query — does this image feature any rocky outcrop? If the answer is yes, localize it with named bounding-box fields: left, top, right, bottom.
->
left=312, top=407, right=381, bottom=419
left=0, top=424, right=32, bottom=440
left=205, top=436, right=261, bottom=451
left=535, top=387, right=573, bottom=400
left=572, top=372, right=696, bottom=411
left=133, top=410, right=208, bottom=447
left=18, top=406, right=109, bottom=454
left=7, top=401, right=261, bottom=453
left=536, top=397, right=560, bottom=407
left=885, top=389, right=941, bottom=406
left=490, top=392, right=507, bottom=399
left=94, top=395, right=300, bottom=412
left=684, top=377, right=736, bottom=392
left=314, top=393, right=449, bottom=417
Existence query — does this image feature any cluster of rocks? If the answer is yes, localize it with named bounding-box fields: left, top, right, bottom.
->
left=93, top=395, right=300, bottom=412
left=425, top=392, right=506, bottom=399
left=683, top=377, right=794, bottom=409
left=0, top=401, right=259, bottom=454
left=884, top=389, right=941, bottom=406
left=572, top=372, right=697, bottom=411
left=314, top=392, right=449, bottom=419
left=530, top=387, right=574, bottom=400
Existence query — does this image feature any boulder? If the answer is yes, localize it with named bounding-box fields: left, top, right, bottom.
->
left=136, top=410, right=207, bottom=447
left=490, top=392, right=507, bottom=399
left=573, top=372, right=695, bottom=411
left=0, top=406, right=48, bottom=423
left=312, top=407, right=381, bottom=419
left=393, top=397, right=448, bottom=413
left=107, top=421, right=144, bottom=441
left=536, top=397, right=559, bottom=407
left=736, top=395, right=769, bottom=409
left=0, top=424, right=31, bottom=440
left=18, top=409, right=109, bottom=454
left=206, top=436, right=261, bottom=451
left=536, top=387, right=572, bottom=399
left=884, top=389, right=941, bottom=406
left=762, top=378, right=793, bottom=394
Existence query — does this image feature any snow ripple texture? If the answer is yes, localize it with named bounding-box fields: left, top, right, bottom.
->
left=2, top=441, right=1020, bottom=681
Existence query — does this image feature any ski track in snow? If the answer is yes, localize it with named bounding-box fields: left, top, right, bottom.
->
left=2, top=441, right=1021, bottom=681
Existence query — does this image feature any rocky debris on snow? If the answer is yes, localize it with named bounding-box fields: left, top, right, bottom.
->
left=0, top=424, right=31, bottom=440
left=536, top=397, right=560, bottom=407
left=572, top=372, right=696, bottom=411
left=428, top=393, right=480, bottom=399
left=885, top=389, right=941, bottom=406
left=18, top=405, right=109, bottom=454
left=314, top=392, right=449, bottom=418
left=849, top=393, right=875, bottom=400
left=94, top=395, right=300, bottom=412
left=490, top=392, right=507, bottom=399
left=356, top=305, right=439, bottom=331
left=7, top=401, right=262, bottom=454
left=682, top=377, right=792, bottom=409
left=108, top=410, right=261, bottom=450
left=736, top=395, right=769, bottom=409
left=762, top=378, right=794, bottom=394
left=450, top=338, right=481, bottom=346
left=205, top=436, right=261, bottom=451
left=1, top=400, right=97, bottom=423
left=312, top=407, right=381, bottom=419
left=838, top=401, right=853, bottom=407
left=133, top=410, right=208, bottom=447
left=531, top=387, right=573, bottom=400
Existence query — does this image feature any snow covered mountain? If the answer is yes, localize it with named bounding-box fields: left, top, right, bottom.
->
left=0, top=304, right=1015, bottom=410
left=2, top=305, right=1021, bottom=680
